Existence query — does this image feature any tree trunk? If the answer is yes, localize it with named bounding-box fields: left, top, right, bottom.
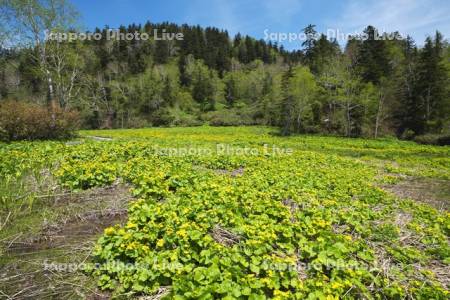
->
left=374, top=93, right=384, bottom=138
left=425, top=86, right=431, bottom=123
left=103, top=110, right=114, bottom=129
left=38, top=43, right=57, bottom=123
left=346, top=102, right=351, bottom=137
left=46, top=69, right=57, bottom=125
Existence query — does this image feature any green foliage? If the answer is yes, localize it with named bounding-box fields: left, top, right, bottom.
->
left=414, top=134, right=450, bottom=146
left=281, top=66, right=319, bottom=135
left=1, top=14, right=449, bottom=138
left=80, top=128, right=447, bottom=298
left=3, top=127, right=446, bottom=298
left=55, top=160, right=117, bottom=190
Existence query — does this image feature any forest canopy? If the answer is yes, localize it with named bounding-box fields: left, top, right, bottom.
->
left=0, top=0, right=449, bottom=140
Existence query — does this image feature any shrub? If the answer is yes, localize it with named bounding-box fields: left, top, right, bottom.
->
left=154, top=107, right=202, bottom=127
left=125, top=116, right=151, bottom=128
left=400, top=129, right=415, bottom=140
left=414, top=134, right=440, bottom=145
left=0, top=101, right=79, bottom=141
left=203, top=109, right=255, bottom=126
left=437, top=135, right=450, bottom=146
left=414, top=134, right=450, bottom=146
left=0, top=126, right=8, bottom=142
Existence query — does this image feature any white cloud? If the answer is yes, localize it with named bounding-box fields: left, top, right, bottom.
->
left=328, top=0, right=450, bottom=44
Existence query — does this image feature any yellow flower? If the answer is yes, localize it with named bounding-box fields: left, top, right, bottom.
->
left=331, top=282, right=343, bottom=289
left=104, top=227, right=115, bottom=236
left=126, top=241, right=138, bottom=250
left=126, top=222, right=138, bottom=229
left=273, top=290, right=289, bottom=299
left=315, top=219, right=327, bottom=228
left=156, top=239, right=165, bottom=247
left=177, top=229, right=187, bottom=238
left=260, top=277, right=271, bottom=284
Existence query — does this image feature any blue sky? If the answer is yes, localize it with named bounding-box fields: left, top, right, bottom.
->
left=72, top=0, right=450, bottom=49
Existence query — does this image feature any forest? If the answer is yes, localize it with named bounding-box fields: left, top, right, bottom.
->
left=0, top=0, right=449, bottom=141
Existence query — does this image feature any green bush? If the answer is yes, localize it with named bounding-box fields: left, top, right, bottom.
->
left=0, top=126, right=8, bottom=142
left=437, top=135, right=450, bottom=146
left=165, top=108, right=203, bottom=127
left=400, top=129, right=416, bottom=140
left=414, top=134, right=450, bottom=146
left=414, top=134, right=440, bottom=145
left=0, top=100, right=79, bottom=141
left=203, top=109, right=255, bottom=126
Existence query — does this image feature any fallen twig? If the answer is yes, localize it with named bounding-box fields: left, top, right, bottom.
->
left=0, top=211, right=11, bottom=231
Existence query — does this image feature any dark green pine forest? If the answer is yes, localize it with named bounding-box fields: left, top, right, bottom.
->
left=1, top=3, right=449, bottom=141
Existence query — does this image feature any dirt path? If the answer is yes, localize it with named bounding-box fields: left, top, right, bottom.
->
left=0, top=184, right=132, bottom=299
left=381, top=176, right=450, bottom=211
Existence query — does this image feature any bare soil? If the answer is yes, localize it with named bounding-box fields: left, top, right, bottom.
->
left=381, top=176, right=450, bottom=211
left=0, top=184, right=132, bottom=299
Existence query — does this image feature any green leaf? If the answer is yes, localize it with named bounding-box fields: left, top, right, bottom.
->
left=250, top=264, right=260, bottom=274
